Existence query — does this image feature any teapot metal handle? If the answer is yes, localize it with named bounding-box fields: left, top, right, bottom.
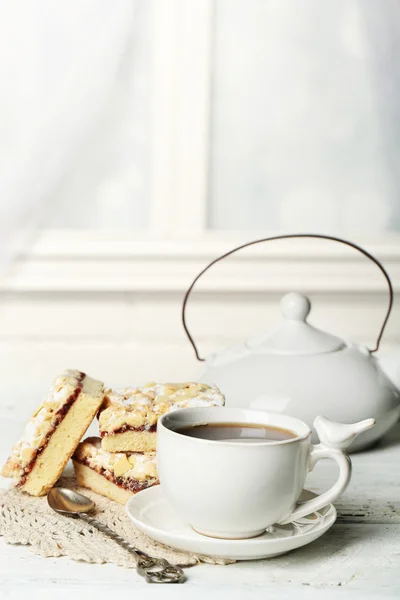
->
left=181, top=233, right=394, bottom=361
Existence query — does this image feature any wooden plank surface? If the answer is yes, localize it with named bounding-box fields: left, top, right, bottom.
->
left=1, top=415, right=399, bottom=599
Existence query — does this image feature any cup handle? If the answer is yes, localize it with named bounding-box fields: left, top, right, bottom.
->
left=278, top=415, right=375, bottom=524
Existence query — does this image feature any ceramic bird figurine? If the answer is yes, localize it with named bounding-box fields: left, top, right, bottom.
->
left=314, top=416, right=376, bottom=450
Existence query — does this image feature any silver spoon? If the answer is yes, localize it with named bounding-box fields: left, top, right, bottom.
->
left=48, top=487, right=185, bottom=583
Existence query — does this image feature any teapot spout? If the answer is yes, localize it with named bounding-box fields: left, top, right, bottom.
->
left=378, top=349, right=400, bottom=391
left=314, top=416, right=376, bottom=450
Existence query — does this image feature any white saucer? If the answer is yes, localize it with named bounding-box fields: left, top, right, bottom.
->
left=126, top=486, right=337, bottom=561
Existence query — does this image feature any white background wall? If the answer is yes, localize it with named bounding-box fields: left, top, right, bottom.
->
left=1, top=235, right=399, bottom=421
left=0, top=0, right=400, bottom=418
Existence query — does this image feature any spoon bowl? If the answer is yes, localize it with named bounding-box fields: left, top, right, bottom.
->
left=48, top=487, right=95, bottom=515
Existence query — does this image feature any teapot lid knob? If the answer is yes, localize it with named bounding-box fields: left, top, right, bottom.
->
left=246, top=290, right=344, bottom=355
left=281, top=292, right=311, bottom=322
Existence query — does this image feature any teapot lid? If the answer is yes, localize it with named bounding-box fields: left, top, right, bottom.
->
left=246, top=292, right=345, bottom=355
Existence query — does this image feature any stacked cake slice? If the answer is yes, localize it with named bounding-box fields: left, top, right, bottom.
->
left=98, top=382, right=225, bottom=452
left=73, top=437, right=158, bottom=504
left=73, top=382, right=225, bottom=503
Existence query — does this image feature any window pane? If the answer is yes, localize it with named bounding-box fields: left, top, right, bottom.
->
left=208, top=0, right=400, bottom=232
left=41, top=3, right=153, bottom=229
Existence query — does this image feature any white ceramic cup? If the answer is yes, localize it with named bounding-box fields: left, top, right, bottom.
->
left=157, top=407, right=375, bottom=539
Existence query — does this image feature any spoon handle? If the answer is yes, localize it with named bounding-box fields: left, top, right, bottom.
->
left=78, top=513, right=185, bottom=583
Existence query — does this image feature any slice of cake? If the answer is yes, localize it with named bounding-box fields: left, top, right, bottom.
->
left=98, top=382, right=225, bottom=453
left=73, top=437, right=158, bottom=504
left=1, top=370, right=105, bottom=496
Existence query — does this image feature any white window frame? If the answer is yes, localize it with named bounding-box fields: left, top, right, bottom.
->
left=3, top=0, right=400, bottom=295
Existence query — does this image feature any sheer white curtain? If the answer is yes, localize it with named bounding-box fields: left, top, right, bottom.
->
left=0, top=0, right=138, bottom=270
left=209, top=0, right=400, bottom=233
left=2, top=0, right=400, bottom=262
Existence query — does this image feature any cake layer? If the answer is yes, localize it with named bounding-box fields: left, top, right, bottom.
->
left=101, top=430, right=156, bottom=453
left=73, top=437, right=158, bottom=503
left=99, top=382, right=224, bottom=451
left=1, top=370, right=105, bottom=496
left=73, top=462, right=134, bottom=505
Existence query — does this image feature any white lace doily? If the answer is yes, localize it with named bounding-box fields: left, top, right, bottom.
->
left=0, top=476, right=231, bottom=568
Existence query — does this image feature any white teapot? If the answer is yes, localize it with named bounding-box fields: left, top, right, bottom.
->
left=182, top=234, right=400, bottom=452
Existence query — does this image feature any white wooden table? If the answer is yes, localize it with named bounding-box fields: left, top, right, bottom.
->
left=1, top=415, right=400, bottom=600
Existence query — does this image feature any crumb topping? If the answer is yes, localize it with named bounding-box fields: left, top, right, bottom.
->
left=98, top=382, right=225, bottom=434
